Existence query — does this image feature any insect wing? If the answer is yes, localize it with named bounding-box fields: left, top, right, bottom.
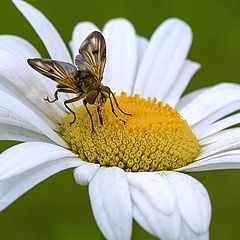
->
left=75, top=31, right=106, bottom=82
left=28, top=58, right=79, bottom=89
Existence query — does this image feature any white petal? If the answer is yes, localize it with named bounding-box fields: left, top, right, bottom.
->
left=197, top=149, right=240, bottom=162
left=74, top=162, right=100, bottom=186
left=199, top=128, right=240, bottom=145
left=192, top=100, right=240, bottom=134
left=0, top=49, right=66, bottom=123
left=0, top=124, right=51, bottom=142
left=0, top=34, right=40, bottom=57
left=161, top=172, right=211, bottom=235
left=89, top=167, right=132, bottom=240
left=13, top=0, right=72, bottom=62
left=1, top=14, right=72, bottom=118
left=70, top=22, right=100, bottom=58
left=179, top=223, right=209, bottom=240
left=136, top=36, right=148, bottom=69
left=177, top=154, right=240, bottom=172
left=128, top=172, right=181, bottom=240
left=176, top=87, right=209, bottom=110
left=0, top=48, right=38, bottom=93
left=0, top=76, right=58, bottom=130
left=197, top=232, right=209, bottom=240
left=0, top=90, right=67, bottom=147
left=198, top=128, right=240, bottom=160
left=132, top=204, right=155, bottom=236
left=127, top=172, right=176, bottom=215
left=131, top=189, right=181, bottom=239
left=0, top=142, right=76, bottom=178
left=103, top=18, right=138, bottom=95
left=196, top=112, right=240, bottom=140
left=0, top=34, right=63, bottom=108
left=163, top=60, right=200, bottom=108
left=0, top=142, right=80, bottom=211
left=133, top=18, right=192, bottom=100
left=180, top=83, right=240, bottom=127
left=0, top=107, right=40, bottom=133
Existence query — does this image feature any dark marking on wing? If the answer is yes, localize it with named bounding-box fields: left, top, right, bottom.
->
left=75, top=31, right=106, bottom=82
left=28, top=58, right=80, bottom=90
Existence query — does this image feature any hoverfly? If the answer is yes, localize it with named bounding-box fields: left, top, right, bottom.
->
left=28, top=31, right=131, bottom=132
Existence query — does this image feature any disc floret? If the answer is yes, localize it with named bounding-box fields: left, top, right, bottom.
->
left=61, top=92, right=200, bottom=172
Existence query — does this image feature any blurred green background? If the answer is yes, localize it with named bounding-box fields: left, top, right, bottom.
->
left=0, top=0, right=240, bottom=239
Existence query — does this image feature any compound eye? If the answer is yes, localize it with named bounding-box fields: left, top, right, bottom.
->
left=86, top=90, right=99, bottom=105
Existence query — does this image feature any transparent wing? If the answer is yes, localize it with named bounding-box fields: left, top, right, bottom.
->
left=75, top=31, right=106, bottom=82
left=28, top=58, right=79, bottom=89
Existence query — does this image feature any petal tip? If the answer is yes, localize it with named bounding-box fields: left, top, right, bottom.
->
left=12, top=0, right=26, bottom=8
left=162, top=17, right=193, bottom=40
left=103, top=18, right=135, bottom=32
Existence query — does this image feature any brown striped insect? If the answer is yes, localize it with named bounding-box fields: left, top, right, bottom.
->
left=28, top=31, right=131, bottom=132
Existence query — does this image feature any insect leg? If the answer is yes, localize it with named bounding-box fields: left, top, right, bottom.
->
left=97, top=106, right=103, bottom=125
left=64, top=96, right=82, bottom=125
left=110, top=90, right=132, bottom=116
left=45, top=89, right=76, bottom=103
left=83, top=99, right=95, bottom=133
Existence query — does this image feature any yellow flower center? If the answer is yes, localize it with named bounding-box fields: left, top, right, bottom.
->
left=61, top=92, right=200, bottom=172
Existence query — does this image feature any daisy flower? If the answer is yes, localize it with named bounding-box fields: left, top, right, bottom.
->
left=0, top=0, right=240, bottom=239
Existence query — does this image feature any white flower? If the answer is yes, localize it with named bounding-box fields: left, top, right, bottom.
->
left=0, top=0, right=240, bottom=239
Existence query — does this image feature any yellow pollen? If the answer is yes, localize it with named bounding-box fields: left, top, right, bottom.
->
left=61, top=92, right=200, bottom=172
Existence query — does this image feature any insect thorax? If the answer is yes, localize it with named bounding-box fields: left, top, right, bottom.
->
left=79, top=76, right=101, bottom=93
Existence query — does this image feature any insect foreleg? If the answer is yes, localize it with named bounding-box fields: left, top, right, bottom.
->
left=45, top=89, right=76, bottom=103
left=45, top=89, right=59, bottom=103
left=64, top=96, right=81, bottom=125
left=83, top=99, right=95, bottom=133
left=97, top=106, right=103, bottom=125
